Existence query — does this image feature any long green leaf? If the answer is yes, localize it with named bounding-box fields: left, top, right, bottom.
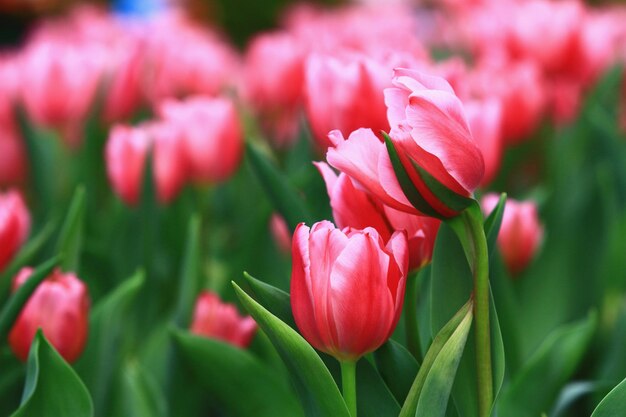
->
left=10, top=331, right=93, bottom=417
left=400, top=300, right=473, bottom=417
left=113, top=360, right=166, bottom=417
left=173, top=215, right=202, bottom=328
left=243, top=271, right=294, bottom=327
left=245, top=141, right=313, bottom=231
left=173, top=330, right=304, bottom=417
left=0, top=256, right=59, bottom=339
left=374, top=339, right=419, bottom=404
left=483, top=193, right=507, bottom=256
left=591, top=377, right=626, bottom=417
left=497, top=312, right=597, bottom=417
left=232, top=282, right=350, bottom=417
left=356, top=359, right=401, bottom=417
left=55, top=186, right=86, bottom=272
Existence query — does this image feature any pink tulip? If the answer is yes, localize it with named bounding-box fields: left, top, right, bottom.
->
left=158, top=96, right=243, bottom=184
left=9, top=268, right=90, bottom=362
left=291, top=221, right=408, bottom=360
left=464, top=98, right=503, bottom=186
left=304, top=52, right=390, bottom=149
left=105, top=123, right=187, bottom=205
left=0, top=190, right=30, bottom=272
left=482, top=194, right=544, bottom=276
left=316, top=162, right=439, bottom=270
left=244, top=32, right=305, bottom=147
left=0, top=55, right=19, bottom=127
left=0, top=125, right=27, bottom=188
left=269, top=214, right=292, bottom=254
left=190, top=291, right=257, bottom=348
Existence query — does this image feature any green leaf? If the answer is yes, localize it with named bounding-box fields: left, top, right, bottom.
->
left=0, top=257, right=59, bottom=339
left=113, top=360, right=166, bottom=417
left=429, top=223, right=505, bottom=417
left=483, top=193, right=507, bottom=256
left=173, top=330, right=304, bottom=417
left=497, top=312, right=597, bottom=417
left=374, top=340, right=419, bottom=404
left=591, top=377, right=626, bottom=417
left=0, top=221, right=56, bottom=301
left=411, top=162, right=474, bottom=213
left=399, top=300, right=473, bottom=417
left=246, top=141, right=313, bottom=232
left=243, top=271, right=294, bottom=327
left=232, top=282, right=350, bottom=417
left=551, top=381, right=608, bottom=417
left=10, top=331, right=93, bottom=417
left=74, top=270, right=145, bottom=414
left=172, top=215, right=202, bottom=328
left=356, top=358, right=400, bottom=417
left=55, top=187, right=86, bottom=272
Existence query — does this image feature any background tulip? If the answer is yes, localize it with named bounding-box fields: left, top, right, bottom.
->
left=9, top=268, right=90, bottom=363
left=0, top=190, right=30, bottom=272
left=290, top=221, right=408, bottom=361
left=190, top=291, right=257, bottom=348
left=482, top=194, right=544, bottom=276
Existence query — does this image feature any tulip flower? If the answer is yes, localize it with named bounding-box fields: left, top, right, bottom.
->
left=158, top=96, right=243, bottom=184
left=0, top=190, right=30, bottom=272
left=464, top=98, right=503, bottom=187
left=290, top=221, right=408, bottom=361
left=190, top=291, right=257, bottom=348
left=0, top=125, right=27, bottom=188
left=9, top=268, right=90, bottom=363
left=483, top=194, right=544, bottom=276
left=269, top=213, right=292, bottom=254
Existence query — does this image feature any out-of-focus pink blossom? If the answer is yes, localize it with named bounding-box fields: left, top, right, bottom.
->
left=190, top=291, right=257, bottom=348
left=0, top=55, right=19, bottom=127
left=158, top=96, right=243, bottom=184
left=270, top=214, right=292, bottom=254
left=0, top=125, right=26, bottom=188
left=464, top=98, right=503, bottom=186
left=0, top=190, right=30, bottom=272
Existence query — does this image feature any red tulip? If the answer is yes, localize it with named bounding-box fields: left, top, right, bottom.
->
left=190, top=291, right=257, bottom=348
left=158, top=96, right=243, bottom=184
left=105, top=123, right=187, bottom=205
left=9, top=268, right=90, bottom=362
left=316, top=162, right=439, bottom=270
left=291, top=221, right=408, bottom=361
left=0, top=125, right=27, bottom=188
left=482, top=194, right=544, bottom=276
left=0, top=190, right=30, bottom=272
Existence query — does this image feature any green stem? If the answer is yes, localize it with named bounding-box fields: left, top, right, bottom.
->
left=405, top=271, right=422, bottom=360
left=449, top=203, right=493, bottom=417
left=341, top=360, right=357, bottom=417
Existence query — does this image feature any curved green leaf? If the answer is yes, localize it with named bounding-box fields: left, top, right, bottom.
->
left=591, top=377, right=626, bottom=417
left=482, top=193, right=507, bottom=256
left=113, top=360, right=166, bottom=417
left=55, top=186, right=86, bottom=272
left=173, top=330, right=304, bottom=417
left=173, top=215, right=202, bottom=328
left=232, top=282, right=350, bottom=417
left=11, top=331, right=93, bottom=417
left=0, top=257, right=59, bottom=339
left=374, top=339, right=419, bottom=404
left=246, top=141, right=313, bottom=232
left=356, top=359, right=400, bottom=417
left=498, top=312, right=597, bottom=417
left=400, top=300, right=473, bottom=417
left=243, top=271, right=294, bottom=327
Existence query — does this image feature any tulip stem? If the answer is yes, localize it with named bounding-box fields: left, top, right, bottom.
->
left=449, top=202, right=493, bottom=417
left=405, top=271, right=422, bottom=360
left=340, top=360, right=357, bottom=417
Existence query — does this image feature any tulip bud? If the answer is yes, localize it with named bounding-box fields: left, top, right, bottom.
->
left=269, top=213, right=292, bottom=254
left=0, top=190, right=30, bottom=272
left=190, top=291, right=257, bottom=348
left=158, top=96, right=243, bottom=184
left=9, top=268, right=90, bottom=363
left=482, top=194, right=544, bottom=276
left=291, top=221, right=408, bottom=361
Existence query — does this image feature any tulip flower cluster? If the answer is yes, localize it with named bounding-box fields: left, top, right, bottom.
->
left=0, top=1, right=625, bottom=417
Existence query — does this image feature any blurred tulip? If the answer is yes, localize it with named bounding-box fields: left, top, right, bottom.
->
left=316, top=162, right=439, bottom=270
left=9, top=268, right=90, bottom=362
left=0, top=125, right=27, bottom=188
left=190, top=291, right=257, bottom=348
left=0, top=55, right=19, bottom=127
left=464, top=98, right=503, bottom=186
left=269, top=214, right=292, bottom=254
left=105, top=123, right=187, bottom=205
left=244, top=32, right=305, bottom=147
left=159, top=96, right=243, bottom=184
left=482, top=194, right=544, bottom=276
left=0, top=190, right=30, bottom=272
left=304, top=53, right=390, bottom=149
left=291, top=221, right=408, bottom=361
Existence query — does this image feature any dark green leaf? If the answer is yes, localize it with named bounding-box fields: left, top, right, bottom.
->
left=172, top=215, right=201, bottom=328
left=232, top=282, right=350, bottom=417
left=245, top=141, right=313, bottom=231
left=374, top=339, right=419, bottom=404
left=498, top=312, right=597, bottom=417
left=0, top=257, right=59, bottom=339
left=55, top=186, right=86, bottom=272
left=243, top=271, right=294, bottom=327
left=356, top=359, right=400, bottom=417
left=483, top=193, right=507, bottom=256
left=173, top=330, right=304, bottom=417
left=591, top=377, right=626, bottom=417
left=10, top=331, right=93, bottom=417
